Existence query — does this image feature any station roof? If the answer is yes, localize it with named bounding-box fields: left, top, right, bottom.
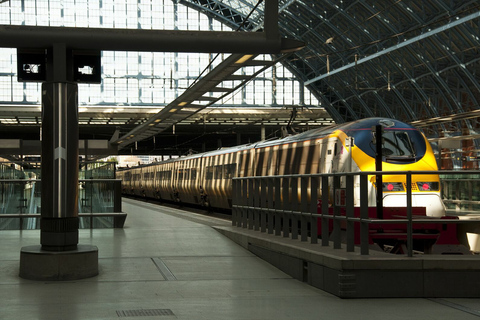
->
left=189, top=0, right=480, bottom=137
left=0, top=0, right=479, bottom=156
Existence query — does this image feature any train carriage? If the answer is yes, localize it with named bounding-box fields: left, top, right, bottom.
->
left=117, top=118, right=445, bottom=217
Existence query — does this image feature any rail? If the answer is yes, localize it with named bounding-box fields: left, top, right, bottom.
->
left=232, top=170, right=479, bottom=257
left=0, top=178, right=124, bottom=230
left=0, top=212, right=127, bottom=230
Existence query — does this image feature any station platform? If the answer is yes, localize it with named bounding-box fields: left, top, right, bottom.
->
left=1, top=198, right=480, bottom=319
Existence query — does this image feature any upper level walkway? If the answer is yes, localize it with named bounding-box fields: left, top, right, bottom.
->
left=0, top=198, right=480, bottom=319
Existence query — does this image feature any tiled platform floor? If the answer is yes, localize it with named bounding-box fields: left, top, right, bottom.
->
left=0, top=198, right=479, bottom=319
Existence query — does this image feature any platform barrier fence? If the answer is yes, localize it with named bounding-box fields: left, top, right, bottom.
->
left=0, top=178, right=124, bottom=230
left=232, top=170, right=479, bottom=257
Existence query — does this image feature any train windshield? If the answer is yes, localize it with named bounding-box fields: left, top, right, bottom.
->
left=344, top=120, right=427, bottom=163
left=376, top=130, right=416, bottom=160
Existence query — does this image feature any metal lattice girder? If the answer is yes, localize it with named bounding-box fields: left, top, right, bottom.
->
left=112, top=53, right=297, bottom=149
left=180, top=0, right=480, bottom=132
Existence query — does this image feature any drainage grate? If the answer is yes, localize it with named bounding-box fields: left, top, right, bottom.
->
left=116, top=309, right=175, bottom=317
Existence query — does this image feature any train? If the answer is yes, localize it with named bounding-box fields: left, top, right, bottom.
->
left=117, top=117, right=445, bottom=218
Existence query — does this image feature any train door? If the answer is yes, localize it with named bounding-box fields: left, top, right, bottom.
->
left=198, top=156, right=206, bottom=205
left=203, top=156, right=214, bottom=205
left=332, top=139, right=343, bottom=173
left=171, top=161, right=180, bottom=202
left=224, top=152, right=237, bottom=208
left=238, top=149, right=253, bottom=178
left=322, top=139, right=336, bottom=174
left=254, top=147, right=266, bottom=176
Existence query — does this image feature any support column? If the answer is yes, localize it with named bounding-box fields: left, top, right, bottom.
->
left=19, top=46, right=99, bottom=281
left=40, top=82, right=79, bottom=251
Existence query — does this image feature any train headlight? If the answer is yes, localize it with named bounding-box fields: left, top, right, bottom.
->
left=416, top=182, right=439, bottom=191
left=382, top=182, right=404, bottom=192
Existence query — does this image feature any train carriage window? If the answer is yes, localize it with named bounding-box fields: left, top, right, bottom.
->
left=144, top=172, right=149, bottom=180
left=206, top=166, right=214, bottom=180
left=178, top=169, right=185, bottom=181
left=214, top=165, right=223, bottom=179
left=224, top=163, right=237, bottom=179
left=191, top=168, right=197, bottom=180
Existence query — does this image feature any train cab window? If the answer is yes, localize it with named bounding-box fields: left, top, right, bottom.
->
left=382, top=131, right=414, bottom=157
left=373, top=130, right=416, bottom=162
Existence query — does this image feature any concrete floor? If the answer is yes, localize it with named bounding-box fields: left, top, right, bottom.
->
left=0, top=198, right=479, bottom=319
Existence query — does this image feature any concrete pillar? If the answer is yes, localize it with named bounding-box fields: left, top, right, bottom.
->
left=40, top=82, right=79, bottom=251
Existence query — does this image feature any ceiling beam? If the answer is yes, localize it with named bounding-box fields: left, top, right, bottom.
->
left=305, top=10, right=480, bottom=86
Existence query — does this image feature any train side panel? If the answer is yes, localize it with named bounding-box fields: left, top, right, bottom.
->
left=143, top=165, right=156, bottom=198
left=175, top=157, right=201, bottom=205
left=203, top=151, right=239, bottom=209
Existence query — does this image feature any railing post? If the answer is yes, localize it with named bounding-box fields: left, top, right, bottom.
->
left=291, top=177, right=299, bottom=240
left=274, top=178, right=281, bottom=236
left=282, top=177, right=290, bottom=238
left=321, top=175, right=329, bottom=246
left=301, top=176, right=308, bottom=242
left=310, top=176, right=318, bottom=244
left=360, top=173, right=369, bottom=255
left=260, top=177, right=267, bottom=232
left=253, top=178, right=260, bottom=231
left=333, top=174, right=341, bottom=249
left=248, top=179, right=254, bottom=230
left=346, top=174, right=354, bottom=252
left=232, top=179, right=238, bottom=226
left=406, top=172, right=413, bottom=257
left=267, top=177, right=274, bottom=234
left=236, top=179, right=243, bottom=227
left=242, top=179, right=248, bottom=228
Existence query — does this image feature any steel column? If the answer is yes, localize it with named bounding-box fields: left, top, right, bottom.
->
left=40, top=82, right=79, bottom=251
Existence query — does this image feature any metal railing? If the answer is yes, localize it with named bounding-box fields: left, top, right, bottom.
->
left=232, top=170, right=477, bottom=257
left=0, top=178, right=123, bottom=230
